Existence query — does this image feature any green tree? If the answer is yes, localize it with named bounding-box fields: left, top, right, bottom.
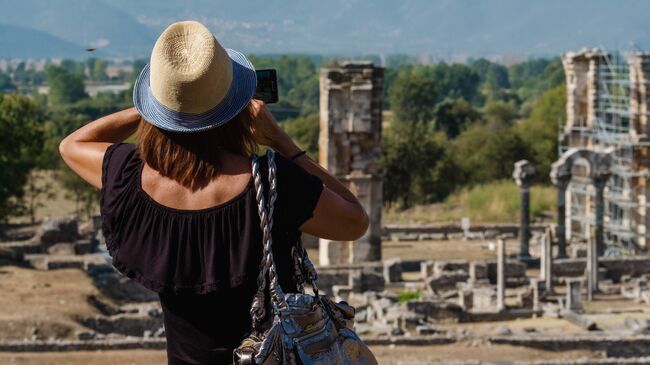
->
left=19, top=170, right=57, bottom=224
left=45, top=65, right=88, bottom=106
left=381, top=121, right=457, bottom=207
left=60, top=59, right=86, bottom=78
left=451, top=122, right=530, bottom=185
left=59, top=166, right=98, bottom=219
left=247, top=55, right=319, bottom=119
left=515, top=86, right=566, bottom=181
left=426, top=63, right=481, bottom=104
left=433, top=98, right=480, bottom=138
left=0, top=70, right=16, bottom=91
left=281, top=113, right=319, bottom=159
left=484, top=100, right=518, bottom=124
left=508, top=57, right=564, bottom=103
left=0, top=94, right=45, bottom=222
left=87, top=58, right=108, bottom=82
left=129, top=59, right=147, bottom=82
left=12, top=62, right=46, bottom=86
left=388, top=71, right=438, bottom=123
left=471, top=58, right=510, bottom=90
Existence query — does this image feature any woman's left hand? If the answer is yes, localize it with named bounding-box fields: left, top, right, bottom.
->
left=249, top=99, right=300, bottom=156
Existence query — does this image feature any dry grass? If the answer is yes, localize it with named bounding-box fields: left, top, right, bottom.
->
left=8, top=170, right=80, bottom=225
left=384, top=180, right=556, bottom=225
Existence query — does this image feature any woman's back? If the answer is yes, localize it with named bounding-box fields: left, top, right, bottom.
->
left=102, top=143, right=324, bottom=364
left=140, top=149, right=252, bottom=211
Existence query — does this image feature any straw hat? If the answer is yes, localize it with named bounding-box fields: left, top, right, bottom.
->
left=133, top=21, right=256, bottom=133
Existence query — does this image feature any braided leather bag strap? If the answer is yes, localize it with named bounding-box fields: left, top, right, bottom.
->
left=249, top=151, right=286, bottom=330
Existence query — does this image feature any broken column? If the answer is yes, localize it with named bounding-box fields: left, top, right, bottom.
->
left=512, top=160, right=536, bottom=260
left=497, top=239, right=505, bottom=312
left=318, top=61, right=384, bottom=265
left=540, top=227, right=553, bottom=292
left=566, top=279, right=583, bottom=312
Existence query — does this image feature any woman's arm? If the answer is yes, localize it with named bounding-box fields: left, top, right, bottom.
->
left=249, top=100, right=370, bottom=241
left=59, top=107, right=141, bottom=189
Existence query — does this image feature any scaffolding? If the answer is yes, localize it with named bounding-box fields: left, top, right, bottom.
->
left=560, top=49, right=650, bottom=254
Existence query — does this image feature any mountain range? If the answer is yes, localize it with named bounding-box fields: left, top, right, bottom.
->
left=1, top=0, right=649, bottom=60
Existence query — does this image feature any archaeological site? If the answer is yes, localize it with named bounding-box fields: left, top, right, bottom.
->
left=5, top=56, right=650, bottom=365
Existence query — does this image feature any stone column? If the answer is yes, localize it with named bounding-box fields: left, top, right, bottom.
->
left=318, top=62, right=384, bottom=265
left=497, top=239, right=505, bottom=312
left=540, top=227, right=553, bottom=292
left=513, top=160, right=537, bottom=260
left=592, top=171, right=611, bottom=257
left=554, top=177, right=571, bottom=258
left=586, top=230, right=598, bottom=300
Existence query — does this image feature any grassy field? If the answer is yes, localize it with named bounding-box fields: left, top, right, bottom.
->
left=384, top=180, right=556, bottom=225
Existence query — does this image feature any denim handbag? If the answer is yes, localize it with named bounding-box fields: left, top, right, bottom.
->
left=234, top=150, right=377, bottom=365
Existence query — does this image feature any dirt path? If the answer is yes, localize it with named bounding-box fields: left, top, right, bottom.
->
left=0, top=344, right=601, bottom=365
left=0, top=266, right=100, bottom=341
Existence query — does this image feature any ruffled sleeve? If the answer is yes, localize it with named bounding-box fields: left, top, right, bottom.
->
left=273, top=154, right=324, bottom=230
left=100, top=143, right=140, bottom=256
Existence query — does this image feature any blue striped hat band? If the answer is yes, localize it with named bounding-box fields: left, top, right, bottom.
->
left=133, top=48, right=257, bottom=133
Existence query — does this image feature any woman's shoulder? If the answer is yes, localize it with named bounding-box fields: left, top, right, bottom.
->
left=103, top=143, right=139, bottom=175
left=101, top=143, right=141, bottom=207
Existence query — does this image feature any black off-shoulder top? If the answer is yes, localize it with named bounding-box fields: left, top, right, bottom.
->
left=100, top=143, right=323, bottom=365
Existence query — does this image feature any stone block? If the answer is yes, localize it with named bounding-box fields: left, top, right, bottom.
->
left=383, top=258, right=402, bottom=283
left=565, top=279, right=583, bottom=312
left=570, top=243, right=588, bottom=258
left=31, top=216, right=79, bottom=247
left=75, top=331, right=97, bottom=340
left=384, top=306, right=423, bottom=326
left=81, top=313, right=163, bottom=337
left=416, top=325, right=442, bottom=335
left=625, top=317, right=650, bottom=334
left=47, top=243, right=75, bottom=255
left=469, top=261, right=488, bottom=281
left=426, top=271, right=469, bottom=292
left=458, top=290, right=473, bottom=310
left=473, top=287, right=497, bottom=311
left=420, top=261, right=434, bottom=280
left=487, top=261, right=526, bottom=282
left=73, top=240, right=93, bottom=255
left=405, top=300, right=463, bottom=323
left=349, top=269, right=385, bottom=292
left=0, top=246, right=24, bottom=265
left=433, top=260, right=469, bottom=276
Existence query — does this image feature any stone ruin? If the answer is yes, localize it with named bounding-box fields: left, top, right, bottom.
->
left=318, top=61, right=383, bottom=265
left=561, top=48, right=650, bottom=250
left=0, top=215, right=163, bottom=346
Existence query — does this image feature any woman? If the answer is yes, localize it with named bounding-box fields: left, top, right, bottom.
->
left=59, top=21, right=368, bottom=365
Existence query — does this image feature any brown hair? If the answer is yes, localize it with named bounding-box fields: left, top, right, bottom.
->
left=137, top=104, right=258, bottom=189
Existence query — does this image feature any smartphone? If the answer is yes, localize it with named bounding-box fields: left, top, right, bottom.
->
left=254, top=69, right=278, bottom=104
